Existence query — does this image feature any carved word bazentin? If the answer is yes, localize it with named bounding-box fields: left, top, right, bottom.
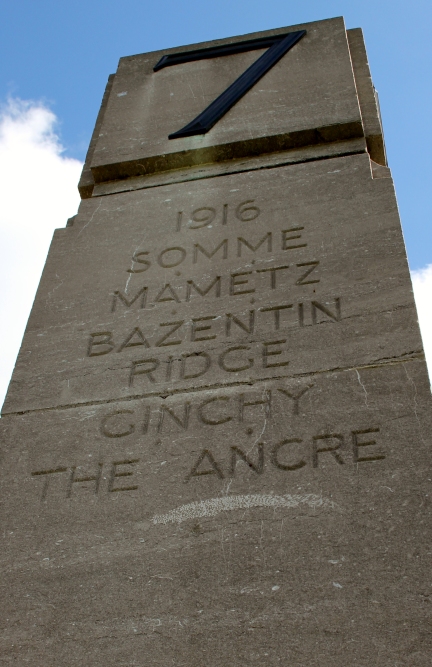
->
left=90, top=299, right=341, bottom=358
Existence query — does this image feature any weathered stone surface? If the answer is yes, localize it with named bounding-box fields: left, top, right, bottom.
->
left=89, top=18, right=364, bottom=183
left=1, top=16, right=430, bottom=667
left=347, top=28, right=387, bottom=166
left=78, top=74, right=115, bottom=199
left=1, top=360, right=431, bottom=664
left=91, top=137, right=368, bottom=197
left=3, top=154, right=421, bottom=415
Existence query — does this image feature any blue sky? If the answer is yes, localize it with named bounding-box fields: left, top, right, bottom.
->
left=1, top=0, right=431, bottom=269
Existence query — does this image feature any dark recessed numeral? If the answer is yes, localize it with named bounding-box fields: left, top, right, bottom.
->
left=153, top=30, right=306, bottom=140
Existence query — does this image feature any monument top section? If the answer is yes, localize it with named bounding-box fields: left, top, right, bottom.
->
left=79, top=17, right=386, bottom=197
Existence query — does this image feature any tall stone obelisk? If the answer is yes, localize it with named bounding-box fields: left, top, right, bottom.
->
left=1, top=17, right=431, bottom=666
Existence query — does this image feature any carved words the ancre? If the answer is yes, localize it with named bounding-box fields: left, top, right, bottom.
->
left=32, top=427, right=383, bottom=501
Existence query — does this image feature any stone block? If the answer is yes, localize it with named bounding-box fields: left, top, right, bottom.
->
left=89, top=18, right=364, bottom=183
left=3, top=154, right=421, bottom=415
left=1, top=359, right=431, bottom=664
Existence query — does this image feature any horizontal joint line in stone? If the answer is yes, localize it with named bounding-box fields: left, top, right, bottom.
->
left=91, top=147, right=367, bottom=198
left=1, top=353, right=424, bottom=418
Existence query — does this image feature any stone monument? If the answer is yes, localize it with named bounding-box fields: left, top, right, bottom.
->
left=1, top=17, right=431, bottom=665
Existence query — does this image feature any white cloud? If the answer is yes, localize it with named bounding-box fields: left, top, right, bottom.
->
left=411, top=265, right=432, bottom=376
left=0, top=98, right=82, bottom=410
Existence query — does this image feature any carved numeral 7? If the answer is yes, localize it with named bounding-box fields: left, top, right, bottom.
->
left=154, top=30, right=306, bottom=140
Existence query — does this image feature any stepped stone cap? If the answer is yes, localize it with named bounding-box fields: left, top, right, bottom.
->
left=79, top=17, right=386, bottom=197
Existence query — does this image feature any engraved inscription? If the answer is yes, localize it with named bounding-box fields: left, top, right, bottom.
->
left=67, top=462, right=103, bottom=497
left=184, top=427, right=384, bottom=482
left=31, top=460, right=139, bottom=501
left=88, top=299, right=342, bottom=360
left=31, top=422, right=385, bottom=501
left=111, top=267, right=320, bottom=313
left=78, top=193, right=353, bottom=428
left=175, top=201, right=260, bottom=231
left=124, top=232, right=311, bottom=273
left=99, top=385, right=311, bottom=437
